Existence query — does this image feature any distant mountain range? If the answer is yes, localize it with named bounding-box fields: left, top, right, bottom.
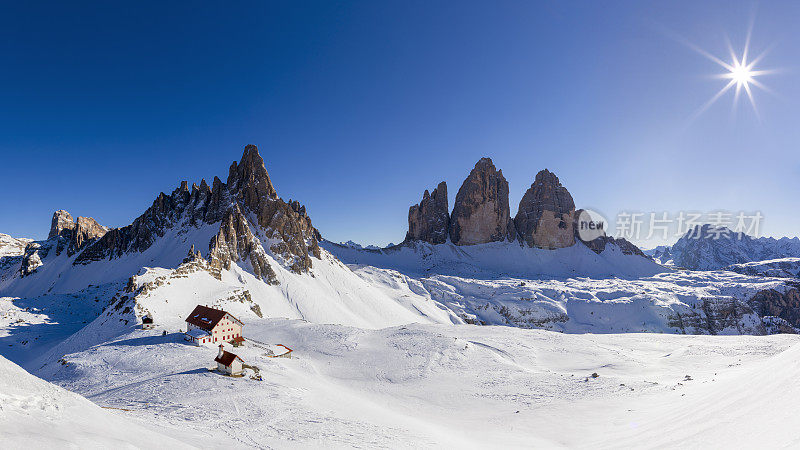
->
left=645, top=224, right=800, bottom=272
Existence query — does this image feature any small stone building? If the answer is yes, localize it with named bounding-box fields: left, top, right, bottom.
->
left=214, top=345, right=244, bottom=376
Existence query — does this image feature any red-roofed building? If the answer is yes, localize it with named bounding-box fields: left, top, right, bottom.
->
left=184, top=305, right=244, bottom=346
left=214, top=345, right=244, bottom=376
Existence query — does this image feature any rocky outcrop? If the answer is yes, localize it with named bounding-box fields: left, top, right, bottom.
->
left=256, top=198, right=321, bottom=273
left=727, top=259, right=800, bottom=278
left=70, top=216, right=107, bottom=255
left=20, top=243, right=45, bottom=276
left=748, top=288, right=800, bottom=329
left=209, top=205, right=278, bottom=284
left=449, top=158, right=515, bottom=245
left=49, top=210, right=76, bottom=239
left=73, top=145, right=320, bottom=278
left=667, top=297, right=765, bottom=335
left=406, top=182, right=449, bottom=244
left=514, top=169, right=575, bottom=249
left=32, top=210, right=109, bottom=263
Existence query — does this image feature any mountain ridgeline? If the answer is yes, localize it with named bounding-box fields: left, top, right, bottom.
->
left=13, top=145, right=322, bottom=287
left=404, top=157, right=645, bottom=256
left=647, top=224, right=800, bottom=271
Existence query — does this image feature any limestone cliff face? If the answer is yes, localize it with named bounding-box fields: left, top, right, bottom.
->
left=73, top=145, right=321, bottom=278
left=514, top=169, right=575, bottom=249
left=49, top=210, right=75, bottom=240
left=20, top=210, right=108, bottom=276
left=44, top=210, right=108, bottom=256
left=70, top=217, right=107, bottom=255
left=208, top=205, right=278, bottom=284
left=748, top=288, right=800, bottom=329
left=449, top=158, right=515, bottom=246
left=406, top=182, right=449, bottom=244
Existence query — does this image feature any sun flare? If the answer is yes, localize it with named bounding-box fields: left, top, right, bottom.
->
left=728, top=62, right=754, bottom=85
left=683, top=22, right=776, bottom=122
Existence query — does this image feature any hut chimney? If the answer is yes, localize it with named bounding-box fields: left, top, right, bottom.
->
left=217, top=344, right=224, bottom=358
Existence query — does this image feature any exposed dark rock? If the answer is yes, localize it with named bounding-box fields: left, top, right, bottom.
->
left=667, top=298, right=764, bottom=335
left=748, top=288, right=800, bottom=329
left=22, top=210, right=110, bottom=275
left=209, top=205, right=278, bottom=284
left=49, top=210, right=75, bottom=239
left=514, top=169, right=575, bottom=249
left=20, top=242, right=45, bottom=276
left=449, top=158, right=515, bottom=245
left=69, top=216, right=107, bottom=256
left=73, top=145, right=321, bottom=277
left=406, top=181, right=449, bottom=244
left=613, top=237, right=648, bottom=257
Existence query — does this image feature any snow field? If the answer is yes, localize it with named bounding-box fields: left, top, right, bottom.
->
left=39, top=318, right=800, bottom=448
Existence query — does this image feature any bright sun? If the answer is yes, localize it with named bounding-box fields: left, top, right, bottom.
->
left=684, top=22, right=775, bottom=121
left=729, top=62, right=754, bottom=85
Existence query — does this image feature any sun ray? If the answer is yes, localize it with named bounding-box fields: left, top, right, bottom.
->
left=690, top=78, right=737, bottom=122
left=742, top=80, right=760, bottom=121
left=686, top=20, right=777, bottom=123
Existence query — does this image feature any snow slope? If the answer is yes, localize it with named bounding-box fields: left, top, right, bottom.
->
left=0, top=233, right=30, bottom=257
left=0, top=355, right=190, bottom=448
left=726, top=257, right=800, bottom=278
left=345, top=264, right=789, bottom=333
left=322, top=240, right=665, bottom=279
left=0, top=223, right=221, bottom=297
left=36, top=318, right=800, bottom=448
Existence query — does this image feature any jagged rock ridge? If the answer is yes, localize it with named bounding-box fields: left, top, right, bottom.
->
left=406, top=181, right=449, bottom=244
left=402, top=158, right=648, bottom=258
left=19, top=211, right=108, bottom=276
left=23, top=145, right=321, bottom=281
left=666, top=225, right=800, bottom=270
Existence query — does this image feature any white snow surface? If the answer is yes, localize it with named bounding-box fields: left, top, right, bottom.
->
left=323, top=240, right=665, bottom=278
left=32, top=319, right=800, bottom=448
left=2, top=230, right=800, bottom=446
left=0, top=233, right=31, bottom=257
left=0, top=354, right=189, bottom=448
left=726, top=257, right=800, bottom=278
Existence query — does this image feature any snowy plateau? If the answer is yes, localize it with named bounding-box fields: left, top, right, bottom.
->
left=2, top=146, right=800, bottom=448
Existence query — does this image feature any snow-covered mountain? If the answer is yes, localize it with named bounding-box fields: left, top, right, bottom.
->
left=644, top=245, right=674, bottom=265
left=4, top=147, right=800, bottom=447
left=3, top=147, right=799, bottom=346
left=659, top=225, right=800, bottom=271
left=0, top=146, right=454, bottom=336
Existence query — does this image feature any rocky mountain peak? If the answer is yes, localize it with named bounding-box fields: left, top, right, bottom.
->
left=227, top=145, right=278, bottom=211
left=406, top=181, right=449, bottom=244
left=514, top=168, right=576, bottom=249
left=49, top=210, right=75, bottom=239
left=21, top=210, right=108, bottom=276
left=69, top=145, right=320, bottom=279
left=449, top=158, right=515, bottom=245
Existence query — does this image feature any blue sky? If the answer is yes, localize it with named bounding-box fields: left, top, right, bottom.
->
left=2, top=1, right=799, bottom=247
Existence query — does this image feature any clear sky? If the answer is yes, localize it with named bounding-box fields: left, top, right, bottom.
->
left=2, top=1, right=799, bottom=248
